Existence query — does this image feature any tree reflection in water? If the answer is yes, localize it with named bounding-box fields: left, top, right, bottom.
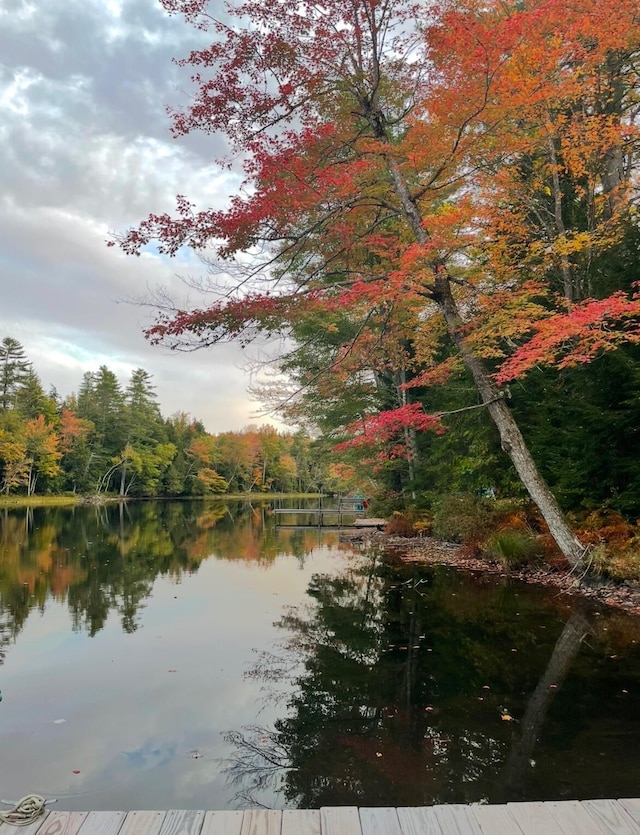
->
left=2, top=505, right=640, bottom=807
left=224, top=552, right=639, bottom=809
left=501, top=611, right=591, bottom=799
left=0, top=500, right=326, bottom=653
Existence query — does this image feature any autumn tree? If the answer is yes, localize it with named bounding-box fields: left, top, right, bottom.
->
left=187, top=432, right=229, bottom=494
left=57, top=407, right=94, bottom=493
left=215, top=431, right=261, bottom=493
left=0, top=415, right=62, bottom=495
left=111, top=0, right=640, bottom=564
left=0, top=429, right=29, bottom=494
left=22, top=415, right=62, bottom=495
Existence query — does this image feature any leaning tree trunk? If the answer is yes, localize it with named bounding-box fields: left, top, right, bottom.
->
left=501, top=611, right=590, bottom=797
left=382, top=149, right=587, bottom=569
left=433, top=272, right=586, bottom=568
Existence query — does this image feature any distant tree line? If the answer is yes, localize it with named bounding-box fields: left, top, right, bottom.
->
left=0, top=337, right=350, bottom=498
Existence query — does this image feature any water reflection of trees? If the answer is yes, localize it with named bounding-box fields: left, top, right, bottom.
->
left=0, top=500, right=333, bottom=656
left=224, top=554, right=640, bottom=808
left=501, top=611, right=590, bottom=799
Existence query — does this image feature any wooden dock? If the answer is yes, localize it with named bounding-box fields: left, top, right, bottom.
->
left=3, top=801, right=640, bottom=835
left=273, top=508, right=385, bottom=528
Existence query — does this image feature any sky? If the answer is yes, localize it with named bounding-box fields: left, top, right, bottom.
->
left=0, top=0, right=282, bottom=433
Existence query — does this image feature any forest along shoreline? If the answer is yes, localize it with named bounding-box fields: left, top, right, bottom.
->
left=343, top=531, right=640, bottom=617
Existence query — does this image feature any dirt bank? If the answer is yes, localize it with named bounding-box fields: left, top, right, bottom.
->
left=341, top=530, right=640, bottom=617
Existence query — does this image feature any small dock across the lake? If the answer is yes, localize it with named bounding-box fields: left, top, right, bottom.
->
left=273, top=498, right=385, bottom=528
left=4, top=801, right=640, bottom=835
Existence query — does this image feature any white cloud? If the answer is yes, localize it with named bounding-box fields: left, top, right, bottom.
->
left=0, top=0, right=284, bottom=433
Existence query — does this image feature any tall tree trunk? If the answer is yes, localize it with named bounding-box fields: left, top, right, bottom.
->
left=599, top=65, right=628, bottom=218
left=383, top=147, right=587, bottom=569
left=433, top=273, right=586, bottom=568
left=119, top=459, right=127, bottom=497
left=397, top=368, right=417, bottom=498
left=546, top=133, right=576, bottom=301
left=27, top=462, right=35, bottom=497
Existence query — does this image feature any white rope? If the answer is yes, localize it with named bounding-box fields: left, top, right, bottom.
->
left=0, top=795, right=54, bottom=827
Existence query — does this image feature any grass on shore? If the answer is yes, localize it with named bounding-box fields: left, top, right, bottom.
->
left=0, top=494, right=80, bottom=509
left=0, top=491, right=322, bottom=510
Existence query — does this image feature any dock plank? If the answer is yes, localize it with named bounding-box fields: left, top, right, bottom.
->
left=507, top=802, right=565, bottom=835
left=621, top=802, right=640, bottom=827
left=158, top=811, right=205, bottom=835
left=201, top=812, right=243, bottom=835
left=396, top=807, right=443, bottom=835
left=547, top=800, right=609, bottom=834
left=320, top=807, right=361, bottom=835
left=0, top=800, right=638, bottom=835
left=359, top=808, right=401, bottom=835
left=117, top=812, right=166, bottom=835
left=239, top=811, right=281, bottom=835
left=471, top=804, right=525, bottom=835
left=433, top=805, right=482, bottom=835
left=0, top=811, right=50, bottom=835
left=582, top=800, right=640, bottom=834
left=79, top=812, right=126, bottom=835
left=281, top=810, right=319, bottom=835
left=35, top=812, right=89, bottom=835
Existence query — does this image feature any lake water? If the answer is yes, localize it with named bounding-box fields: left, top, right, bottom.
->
left=1, top=500, right=640, bottom=810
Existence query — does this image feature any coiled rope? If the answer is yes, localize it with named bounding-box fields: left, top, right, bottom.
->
left=0, top=795, right=54, bottom=826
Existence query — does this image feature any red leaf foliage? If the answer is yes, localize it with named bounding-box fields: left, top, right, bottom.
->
left=145, top=289, right=325, bottom=347
left=334, top=403, right=444, bottom=458
left=497, top=292, right=640, bottom=382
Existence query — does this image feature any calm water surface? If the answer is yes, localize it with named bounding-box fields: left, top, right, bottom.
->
left=1, top=500, right=640, bottom=810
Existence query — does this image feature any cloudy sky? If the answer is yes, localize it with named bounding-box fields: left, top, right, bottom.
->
left=0, top=0, right=281, bottom=433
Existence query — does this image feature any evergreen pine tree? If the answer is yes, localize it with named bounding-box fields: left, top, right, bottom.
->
left=0, top=337, right=32, bottom=411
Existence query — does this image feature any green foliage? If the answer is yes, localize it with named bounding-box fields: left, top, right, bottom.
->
left=0, top=338, right=31, bottom=411
left=367, top=490, right=412, bottom=518
left=482, top=528, right=543, bottom=566
left=510, top=346, right=640, bottom=516
left=0, top=337, right=329, bottom=498
left=193, top=467, right=229, bottom=494
left=584, top=542, right=640, bottom=582
left=15, top=369, right=57, bottom=421
left=431, top=494, right=497, bottom=544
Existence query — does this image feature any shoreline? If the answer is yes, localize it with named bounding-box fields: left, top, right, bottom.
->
left=344, top=530, right=640, bottom=617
